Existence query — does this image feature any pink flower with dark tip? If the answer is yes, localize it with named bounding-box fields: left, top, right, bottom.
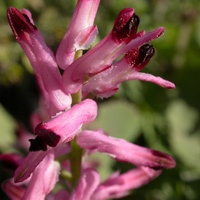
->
left=77, top=130, right=176, bottom=170
left=82, top=43, right=175, bottom=98
left=7, top=7, right=71, bottom=117
left=14, top=99, right=97, bottom=182
left=4, top=1, right=176, bottom=199
left=61, top=8, right=175, bottom=96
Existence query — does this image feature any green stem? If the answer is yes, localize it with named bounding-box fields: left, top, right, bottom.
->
left=72, top=90, right=82, bottom=105
left=69, top=49, right=84, bottom=187
left=69, top=136, right=83, bottom=187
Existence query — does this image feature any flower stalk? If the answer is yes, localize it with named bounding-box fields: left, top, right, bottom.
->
left=70, top=136, right=84, bottom=187
left=3, top=1, right=177, bottom=199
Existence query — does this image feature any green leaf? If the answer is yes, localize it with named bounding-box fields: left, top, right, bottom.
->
left=166, top=100, right=200, bottom=173
left=95, top=100, right=140, bottom=141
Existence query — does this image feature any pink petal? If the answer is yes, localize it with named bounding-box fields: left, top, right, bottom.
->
left=56, top=0, right=100, bottom=69
left=126, top=71, right=175, bottom=89
left=22, top=152, right=60, bottom=200
left=62, top=34, right=119, bottom=94
left=77, top=130, right=176, bottom=169
left=92, top=167, right=161, bottom=199
left=40, top=99, right=97, bottom=142
left=70, top=169, right=100, bottom=200
left=81, top=58, right=131, bottom=98
left=20, top=9, right=34, bottom=25
left=14, top=151, right=48, bottom=182
left=121, top=27, right=165, bottom=55
left=74, top=25, right=98, bottom=50
left=29, top=99, right=97, bottom=151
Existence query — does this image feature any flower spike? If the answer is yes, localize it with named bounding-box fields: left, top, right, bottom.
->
left=5, top=2, right=176, bottom=200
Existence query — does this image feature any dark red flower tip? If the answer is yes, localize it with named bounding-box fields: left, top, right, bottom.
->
left=29, top=137, right=47, bottom=151
left=29, top=128, right=61, bottom=151
left=7, top=7, right=36, bottom=39
left=137, top=44, right=155, bottom=65
left=111, top=8, right=140, bottom=44
left=125, top=44, right=155, bottom=71
left=150, top=149, right=176, bottom=169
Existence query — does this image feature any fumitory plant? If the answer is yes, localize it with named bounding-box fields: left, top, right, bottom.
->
left=1, top=0, right=176, bottom=199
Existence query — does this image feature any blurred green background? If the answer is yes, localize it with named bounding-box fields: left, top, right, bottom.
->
left=0, top=0, right=200, bottom=199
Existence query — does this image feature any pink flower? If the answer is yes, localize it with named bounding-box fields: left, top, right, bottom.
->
left=70, top=169, right=100, bottom=200
left=92, top=168, right=160, bottom=199
left=70, top=167, right=161, bottom=200
left=56, top=0, right=100, bottom=70
left=77, top=130, right=176, bottom=169
left=21, top=152, right=60, bottom=200
left=5, top=1, right=176, bottom=199
left=82, top=44, right=175, bottom=98
left=14, top=99, right=97, bottom=182
left=69, top=130, right=175, bottom=199
left=61, top=8, right=175, bottom=96
left=7, top=7, right=71, bottom=117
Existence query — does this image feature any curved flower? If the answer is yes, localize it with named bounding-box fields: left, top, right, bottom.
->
left=21, top=152, right=60, bottom=200
left=75, top=130, right=175, bottom=199
left=14, top=99, right=97, bottom=182
left=7, top=7, right=71, bottom=117
left=82, top=44, right=175, bottom=98
left=77, top=130, right=176, bottom=169
left=56, top=0, right=100, bottom=70
left=62, top=8, right=174, bottom=95
left=70, top=169, right=100, bottom=200
left=70, top=167, right=161, bottom=200
left=92, top=167, right=161, bottom=200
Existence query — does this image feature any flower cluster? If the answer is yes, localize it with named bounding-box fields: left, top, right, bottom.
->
left=1, top=1, right=176, bottom=199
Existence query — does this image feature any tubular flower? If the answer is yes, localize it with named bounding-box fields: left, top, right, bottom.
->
left=56, top=0, right=100, bottom=70
left=82, top=43, right=174, bottom=98
left=3, top=1, right=176, bottom=200
left=7, top=7, right=71, bottom=117
left=62, top=8, right=175, bottom=95
left=77, top=130, right=176, bottom=170
left=14, top=99, right=97, bottom=182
